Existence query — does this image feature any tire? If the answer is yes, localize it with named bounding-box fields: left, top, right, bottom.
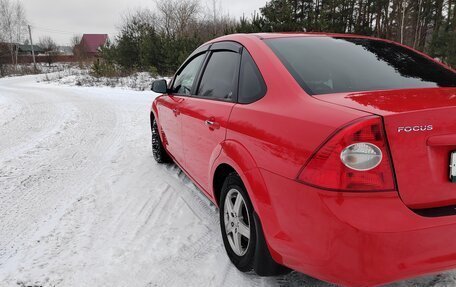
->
left=219, top=172, right=291, bottom=276
left=151, top=118, right=171, bottom=163
left=220, top=173, right=256, bottom=272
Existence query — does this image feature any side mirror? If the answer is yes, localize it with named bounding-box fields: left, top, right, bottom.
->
left=151, top=79, right=168, bottom=94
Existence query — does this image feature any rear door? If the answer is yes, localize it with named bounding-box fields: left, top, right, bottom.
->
left=157, top=51, right=207, bottom=165
left=180, top=42, right=241, bottom=193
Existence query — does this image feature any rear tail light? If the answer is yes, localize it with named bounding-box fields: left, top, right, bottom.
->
left=297, top=116, right=396, bottom=191
left=340, top=143, right=382, bottom=171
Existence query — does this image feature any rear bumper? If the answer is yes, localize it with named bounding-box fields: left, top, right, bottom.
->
left=258, top=168, right=456, bottom=287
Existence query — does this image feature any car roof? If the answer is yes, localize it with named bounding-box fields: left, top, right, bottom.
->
left=211, top=32, right=377, bottom=41
left=252, top=32, right=365, bottom=39
left=206, top=32, right=406, bottom=53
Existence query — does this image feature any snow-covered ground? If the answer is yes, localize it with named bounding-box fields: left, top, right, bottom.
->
left=0, top=75, right=452, bottom=287
left=39, top=65, right=158, bottom=91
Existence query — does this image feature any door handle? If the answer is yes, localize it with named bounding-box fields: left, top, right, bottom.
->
left=172, top=108, right=180, bottom=116
left=205, top=119, right=220, bottom=130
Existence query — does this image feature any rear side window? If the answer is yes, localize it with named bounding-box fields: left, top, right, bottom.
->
left=197, top=51, right=240, bottom=101
left=171, top=53, right=206, bottom=95
left=266, top=37, right=456, bottom=95
left=238, top=50, right=266, bottom=104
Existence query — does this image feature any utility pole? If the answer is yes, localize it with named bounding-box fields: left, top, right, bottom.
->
left=28, top=25, right=37, bottom=71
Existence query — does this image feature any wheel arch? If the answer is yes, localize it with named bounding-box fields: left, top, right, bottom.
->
left=210, top=140, right=274, bottom=217
left=211, top=140, right=289, bottom=271
left=150, top=111, right=155, bottom=131
left=150, top=100, right=159, bottom=131
left=150, top=101, right=167, bottom=146
left=213, top=163, right=237, bottom=205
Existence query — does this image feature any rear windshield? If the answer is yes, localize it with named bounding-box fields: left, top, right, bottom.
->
left=265, top=37, right=456, bottom=95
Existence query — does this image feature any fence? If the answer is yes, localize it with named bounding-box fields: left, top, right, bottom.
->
left=0, top=55, right=78, bottom=64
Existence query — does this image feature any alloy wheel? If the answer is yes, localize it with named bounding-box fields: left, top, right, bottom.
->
left=223, top=188, right=251, bottom=256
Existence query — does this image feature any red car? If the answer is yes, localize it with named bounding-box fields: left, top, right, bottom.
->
left=150, top=33, right=456, bottom=286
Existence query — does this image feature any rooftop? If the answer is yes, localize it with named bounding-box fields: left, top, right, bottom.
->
left=80, top=34, right=108, bottom=53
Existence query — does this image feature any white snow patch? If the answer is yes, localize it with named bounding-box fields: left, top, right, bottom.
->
left=38, top=65, right=165, bottom=91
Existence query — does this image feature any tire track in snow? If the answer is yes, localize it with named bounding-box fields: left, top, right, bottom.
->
left=145, top=165, right=278, bottom=287
left=0, top=84, right=70, bottom=161
left=0, top=79, right=128, bottom=267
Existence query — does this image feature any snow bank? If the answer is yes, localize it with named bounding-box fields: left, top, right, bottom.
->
left=38, top=65, right=162, bottom=91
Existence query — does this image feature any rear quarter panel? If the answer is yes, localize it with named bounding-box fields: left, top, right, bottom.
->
left=225, top=36, right=370, bottom=180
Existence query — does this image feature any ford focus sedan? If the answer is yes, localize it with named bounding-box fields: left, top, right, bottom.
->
left=149, top=33, right=456, bottom=286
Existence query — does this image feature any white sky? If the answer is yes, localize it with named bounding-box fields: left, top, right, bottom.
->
left=22, top=0, right=268, bottom=45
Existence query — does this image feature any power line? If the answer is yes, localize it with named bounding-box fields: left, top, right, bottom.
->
left=32, top=27, right=76, bottom=35
left=28, top=23, right=79, bottom=35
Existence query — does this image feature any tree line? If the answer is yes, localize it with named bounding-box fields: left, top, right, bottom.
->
left=245, top=0, right=456, bottom=66
left=100, top=0, right=455, bottom=77
left=96, top=0, right=235, bottom=76
left=1, top=0, right=455, bottom=78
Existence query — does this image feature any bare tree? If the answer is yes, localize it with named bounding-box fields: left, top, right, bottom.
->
left=155, top=0, right=176, bottom=37
left=400, top=0, right=407, bottom=44
left=38, top=35, right=58, bottom=66
left=212, top=0, right=217, bottom=35
left=0, top=0, right=15, bottom=64
left=13, top=1, right=26, bottom=65
left=70, top=34, right=81, bottom=48
left=0, top=0, right=27, bottom=67
left=155, top=0, right=200, bottom=37
left=207, top=0, right=223, bottom=35
left=119, top=8, right=157, bottom=34
left=38, top=35, right=57, bottom=52
left=70, top=34, right=90, bottom=66
left=70, top=34, right=86, bottom=61
left=174, top=0, right=199, bottom=37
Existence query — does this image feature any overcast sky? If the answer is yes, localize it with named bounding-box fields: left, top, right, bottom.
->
left=22, top=0, right=267, bottom=46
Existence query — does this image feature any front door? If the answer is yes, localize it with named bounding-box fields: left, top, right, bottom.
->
left=155, top=95, right=184, bottom=163
left=180, top=48, right=241, bottom=193
left=157, top=52, right=207, bottom=165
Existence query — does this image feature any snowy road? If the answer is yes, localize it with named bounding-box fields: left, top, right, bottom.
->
left=0, top=75, right=450, bottom=287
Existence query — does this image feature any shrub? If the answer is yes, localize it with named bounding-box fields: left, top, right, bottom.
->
left=90, top=59, right=119, bottom=78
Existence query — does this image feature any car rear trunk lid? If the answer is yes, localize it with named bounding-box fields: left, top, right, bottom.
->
left=315, top=87, right=456, bottom=209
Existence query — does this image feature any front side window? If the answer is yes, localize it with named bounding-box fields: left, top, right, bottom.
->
left=171, top=53, right=206, bottom=95
left=197, top=51, right=240, bottom=101
left=266, top=37, right=456, bottom=95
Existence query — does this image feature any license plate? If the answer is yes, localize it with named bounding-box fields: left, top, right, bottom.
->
left=450, top=152, right=456, bottom=183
